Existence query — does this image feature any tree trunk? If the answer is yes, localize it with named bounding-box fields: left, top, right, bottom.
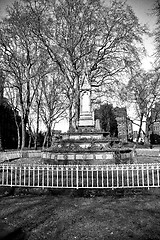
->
left=13, top=111, right=21, bottom=149
left=42, top=131, right=48, bottom=149
left=28, top=126, right=32, bottom=149
left=34, top=102, right=40, bottom=149
left=144, top=117, right=150, bottom=144
left=17, top=125, right=21, bottom=149
left=15, top=121, right=21, bottom=149
left=47, top=125, right=51, bottom=148
left=21, top=117, right=26, bottom=150
left=0, top=108, right=3, bottom=150
left=69, top=104, right=73, bottom=131
left=136, top=113, right=144, bottom=143
left=74, top=84, right=80, bottom=129
left=0, top=126, right=3, bottom=151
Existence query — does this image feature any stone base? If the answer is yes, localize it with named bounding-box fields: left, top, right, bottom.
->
left=78, top=112, right=94, bottom=127
left=42, top=150, right=132, bottom=165
left=42, top=151, right=115, bottom=165
left=62, top=131, right=110, bottom=140
left=78, top=126, right=95, bottom=132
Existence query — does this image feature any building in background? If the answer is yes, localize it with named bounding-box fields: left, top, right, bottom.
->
left=150, top=103, right=160, bottom=144
left=151, top=103, right=160, bottom=135
left=114, top=107, right=133, bottom=142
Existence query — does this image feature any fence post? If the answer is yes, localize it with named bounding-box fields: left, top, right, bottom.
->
left=157, top=164, right=159, bottom=187
left=76, top=165, right=79, bottom=189
left=11, top=165, right=13, bottom=187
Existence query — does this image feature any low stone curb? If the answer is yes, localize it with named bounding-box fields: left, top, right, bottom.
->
left=0, top=150, right=41, bottom=163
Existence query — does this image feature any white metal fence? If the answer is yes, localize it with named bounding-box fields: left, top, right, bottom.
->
left=0, top=163, right=160, bottom=189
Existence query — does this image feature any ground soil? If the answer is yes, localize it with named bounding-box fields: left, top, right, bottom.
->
left=1, top=155, right=160, bottom=239
left=0, top=187, right=160, bottom=239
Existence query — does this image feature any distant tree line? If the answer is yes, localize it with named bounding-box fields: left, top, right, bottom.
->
left=95, top=104, right=118, bottom=137
left=0, top=102, right=19, bottom=149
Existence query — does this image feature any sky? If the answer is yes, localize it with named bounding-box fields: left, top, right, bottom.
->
left=127, top=0, right=156, bottom=70
left=0, top=0, right=156, bottom=23
left=0, top=0, right=157, bottom=27
left=0, top=0, right=158, bottom=131
left=0, top=0, right=156, bottom=67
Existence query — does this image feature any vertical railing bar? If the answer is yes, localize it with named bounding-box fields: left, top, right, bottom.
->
left=49, top=166, right=51, bottom=187
left=112, top=166, right=114, bottom=189
left=15, top=166, right=17, bottom=186
left=33, top=165, right=35, bottom=187
left=127, top=165, right=129, bottom=187
left=11, top=165, right=13, bottom=187
left=97, top=166, right=98, bottom=188
left=76, top=165, right=78, bottom=189
left=157, top=164, right=159, bottom=187
left=19, top=166, right=21, bottom=186
left=49, top=165, right=51, bottom=187
left=71, top=166, right=73, bottom=188
left=6, top=165, right=8, bottom=186
left=152, top=165, right=154, bottom=187
left=137, top=165, right=139, bottom=187
left=47, top=165, right=49, bottom=187
left=82, top=166, right=84, bottom=188
left=142, top=164, right=144, bottom=187
left=61, top=166, right=63, bottom=188
left=24, top=166, right=26, bottom=186
left=38, top=166, right=40, bottom=187
left=2, top=165, right=4, bottom=185
left=66, top=166, right=68, bottom=188
left=28, top=165, right=30, bottom=187
left=117, top=165, right=119, bottom=188
left=52, top=165, right=54, bottom=187
left=92, top=166, right=93, bottom=188
left=56, top=166, right=58, bottom=187
left=147, top=164, right=149, bottom=189
left=122, top=165, right=124, bottom=188
left=107, top=165, right=109, bottom=188
left=132, top=165, right=134, bottom=187
left=102, top=166, right=104, bottom=188
left=87, top=166, right=88, bottom=188
left=42, top=166, right=44, bottom=188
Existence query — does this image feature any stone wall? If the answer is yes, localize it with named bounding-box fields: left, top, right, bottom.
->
left=42, top=151, right=132, bottom=165
left=0, top=150, right=41, bottom=163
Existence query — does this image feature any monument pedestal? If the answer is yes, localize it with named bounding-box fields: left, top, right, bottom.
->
left=78, top=112, right=94, bottom=132
left=42, top=71, right=132, bottom=165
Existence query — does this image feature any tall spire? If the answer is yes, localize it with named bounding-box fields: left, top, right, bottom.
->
left=82, top=71, right=91, bottom=90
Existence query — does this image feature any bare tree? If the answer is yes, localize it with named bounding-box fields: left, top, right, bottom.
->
left=0, top=69, right=5, bottom=150
left=22, top=0, right=147, bottom=129
left=127, top=69, right=160, bottom=143
left=0, top=2, right=48, bottom=149
left=31, top=79, right=43, bottom=149
left=4, top=80, right=21, bottom=149
left=153, top=0, right=160, bottom=61
left=39, top=71, right=68, bottom=148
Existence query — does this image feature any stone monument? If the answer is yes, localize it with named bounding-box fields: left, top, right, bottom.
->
left=42, top=71, right=132, bottom=165
left=78, top=73, right=94, bottom=129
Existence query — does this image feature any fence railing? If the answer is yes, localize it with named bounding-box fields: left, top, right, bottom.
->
left=0, top=163, right=160, bottom=189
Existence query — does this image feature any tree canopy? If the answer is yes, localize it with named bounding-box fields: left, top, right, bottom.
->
left=0, top=0, right=149, bottom=148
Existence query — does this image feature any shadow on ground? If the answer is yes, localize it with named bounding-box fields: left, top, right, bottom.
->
left=0, top=187, right=160, bottom=239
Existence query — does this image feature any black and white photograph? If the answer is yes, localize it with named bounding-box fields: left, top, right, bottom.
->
left=0, top=0, right=160, bottom=239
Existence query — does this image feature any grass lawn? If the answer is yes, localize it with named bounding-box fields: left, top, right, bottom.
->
left=0, top=188, right=160, bottom=240
left=1, top=155, right=160, bottom=239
